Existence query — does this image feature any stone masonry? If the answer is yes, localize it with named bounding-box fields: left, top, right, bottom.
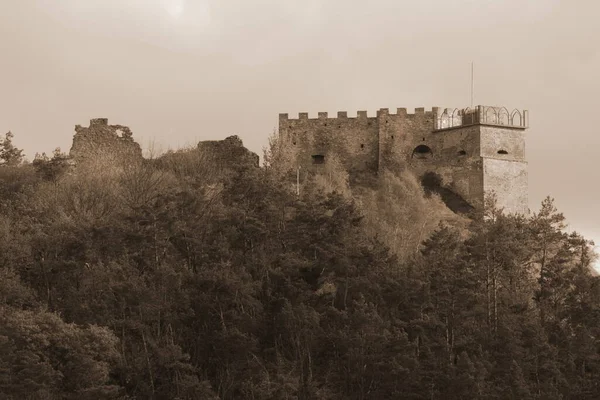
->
left=197, top=135, right=260, bottom=169
left=69, top=118, right=143, bottom=163
left=279, top=105, right=529, bottom=215
left=69, top=120, right=259, bottom=179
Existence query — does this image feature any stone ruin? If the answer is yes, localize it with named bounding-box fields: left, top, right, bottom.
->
left=68, top=119, right=259, bottom=174
left=69, top=118, right=143, bottom=164
left=196, top=135, right=260, bottom=170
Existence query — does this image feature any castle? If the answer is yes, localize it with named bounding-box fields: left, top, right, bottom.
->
left=66, top=106, right=529, bottom=215
left=278, top=106, right=529, bottom=215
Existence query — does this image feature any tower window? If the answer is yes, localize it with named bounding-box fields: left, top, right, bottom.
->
left=360, top=144, right=364, bottom=149
left=412, top=145, right=433, bottom=159
left=497, top=150, right=508, bottom=155
left=312, top=155, right=325, bottom=164
left=458, top=150, right=466, bottom=156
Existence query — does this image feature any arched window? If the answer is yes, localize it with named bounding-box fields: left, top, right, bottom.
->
left=497, top=150, right=508, bottom=155
left=458, top=150, right=466, bottom=156
left=412, top=145, right=433, bottom=159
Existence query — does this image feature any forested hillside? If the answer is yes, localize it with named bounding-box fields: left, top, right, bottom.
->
left=0, top=131, right=599, bottom=399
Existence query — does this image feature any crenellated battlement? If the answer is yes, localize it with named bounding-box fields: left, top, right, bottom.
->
left=279, top=111, right=372, bottom=121
left=377, top=107, right=440, bottom=117
left=279, top=107, right=442, bottom=122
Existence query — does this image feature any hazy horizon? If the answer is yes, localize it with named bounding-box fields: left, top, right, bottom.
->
left=1, top=0, right=598, bottom=268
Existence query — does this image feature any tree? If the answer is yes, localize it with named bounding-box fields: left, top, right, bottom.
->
left=0, top=131, right=24, bottom=166
left=32, top=148, right=71, bottom=182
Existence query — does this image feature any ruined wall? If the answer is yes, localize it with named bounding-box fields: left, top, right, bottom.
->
left=278, top=112, right=379, bottom=176
left=197, top=135, right=259, bottom=170
left=69, top=118, right=143, bottom=163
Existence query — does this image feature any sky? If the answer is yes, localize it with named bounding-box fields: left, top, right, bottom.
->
left=0, top=0, right=598, bottom=268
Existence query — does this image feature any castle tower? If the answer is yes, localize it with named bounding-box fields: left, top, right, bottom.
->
left=427, top=106, right=529, bottom=214
left=278, top=105, right=529, bottom=215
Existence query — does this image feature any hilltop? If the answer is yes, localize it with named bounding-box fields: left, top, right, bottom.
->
left=0, top=121, right=598, bottom=399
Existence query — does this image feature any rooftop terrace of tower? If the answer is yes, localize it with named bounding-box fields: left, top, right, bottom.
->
left=435, top=105, right=529, bottom=131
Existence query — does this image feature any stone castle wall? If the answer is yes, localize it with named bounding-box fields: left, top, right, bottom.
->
left=279, top=106, right=529, bottom=215
left=278, top=112, right=379, bottom=175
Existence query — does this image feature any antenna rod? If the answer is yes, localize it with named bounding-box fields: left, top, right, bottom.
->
left=471, top=62, right=474, bottom=108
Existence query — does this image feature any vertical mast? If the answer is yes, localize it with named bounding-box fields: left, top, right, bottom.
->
left=471, top=61, right=474, bottom=108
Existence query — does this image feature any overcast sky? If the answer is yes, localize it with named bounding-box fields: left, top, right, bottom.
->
left=1, top=0, right=598, bottom=266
